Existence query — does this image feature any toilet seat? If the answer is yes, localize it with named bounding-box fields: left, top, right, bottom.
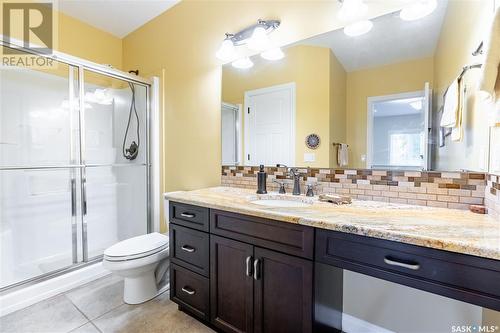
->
left=104, top=232, right=169, bottom=262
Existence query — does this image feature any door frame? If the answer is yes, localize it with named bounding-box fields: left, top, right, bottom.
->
left=221, top=102, right=242, bottom=166
left=243, top=82, right=296, bottom=166
left=366, top=90, right=427, bottom=169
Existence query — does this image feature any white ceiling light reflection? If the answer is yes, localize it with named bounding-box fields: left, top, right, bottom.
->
left=400, top=0, right=437, bottom=21
left=247, top=24, right=272, bottom=51
left=338, top=0, right=368, bottom=21
left=343, top=20, right=373, bottom=37
left=232, top=57, right=254, bottom=69
left=216, top=37, right=237, bottom=62
left=261, top=47, right=284, bottom=61
left=410, top=100, right=423, bottom=110
left=85, top=89, right=113, bottom=105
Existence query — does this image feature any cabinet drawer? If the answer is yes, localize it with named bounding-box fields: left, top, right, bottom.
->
left=211, top=210, right=314, bottom=259
left=170, top=202, right=209, bottom=231
left=316, top=229, right=500, bottom=310
left=170, top=264, right=209, bottom=320
left=170, top=224, right=209, bottom=276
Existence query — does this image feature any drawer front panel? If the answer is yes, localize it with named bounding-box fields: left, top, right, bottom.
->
left=170, top=202, right=209, bottom=231
left=211, top=210, right=314, bottom=259
left=170, top=224, right=209, bottom=276
left=170, top=264, right=209, bottom=320
left=316, top=230, right=500, bottom=310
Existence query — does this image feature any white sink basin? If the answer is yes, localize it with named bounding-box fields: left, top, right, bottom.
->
left=250, top=194, right=312, bottom=208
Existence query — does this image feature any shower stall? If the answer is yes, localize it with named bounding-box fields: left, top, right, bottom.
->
left=0, top=39, right=159, bottom=301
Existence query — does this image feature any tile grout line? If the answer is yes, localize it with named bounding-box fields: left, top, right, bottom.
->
left=89, top=321, right=103, bottom=333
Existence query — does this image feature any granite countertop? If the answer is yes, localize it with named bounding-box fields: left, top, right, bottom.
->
left=164, top=187, right=500, bottom=260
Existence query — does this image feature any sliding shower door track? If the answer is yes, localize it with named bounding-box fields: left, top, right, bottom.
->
left=0, top=256, right=103, bottom=295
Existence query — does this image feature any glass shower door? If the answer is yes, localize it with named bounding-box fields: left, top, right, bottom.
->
left=82, top=70, right=149, bottom=260
left=0, top=46, right=82, bottom=289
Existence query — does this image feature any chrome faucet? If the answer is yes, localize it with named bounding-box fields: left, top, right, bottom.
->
left=276, top=164, right=301, bottom=195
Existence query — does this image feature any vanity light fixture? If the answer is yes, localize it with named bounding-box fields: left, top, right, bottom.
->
left=216, top=34, right=237, bottom=62
left=337, top=0, right=368, bottom=21
left=343, top=20, right=373, bottom=37
left=216, top=19, right=281, bottom=61
left=232, top=57, right=254, bottom=69
left=400, top=0, right=437, bottom=21
left=261, top=47, right=285, bottom=61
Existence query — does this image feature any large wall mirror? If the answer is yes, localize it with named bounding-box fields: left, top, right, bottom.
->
left=221, top=0, right=498, bottom=172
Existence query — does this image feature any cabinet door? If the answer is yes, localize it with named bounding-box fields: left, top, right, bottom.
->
left=254, top=247, right=313, bottom=333
left=210, top=235, right=254, bottom=333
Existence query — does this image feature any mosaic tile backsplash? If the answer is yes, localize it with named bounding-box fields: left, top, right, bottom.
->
left=485, top=174, right=500, bottom=219
left=221, top=166, right=487, bottom=210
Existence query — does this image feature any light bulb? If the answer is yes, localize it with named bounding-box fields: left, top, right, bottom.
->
left=338, top=0, right=368, bottom=21
left=400, top=0, right=437, bottom=21
left=216, top=38, right=237, bottom=62
left=247, top=25, right=271, bottom=51
left=343, top=20, right=373, bottom=37
left=261, top=47, right=285, bottom=61
left=232, top=57, right=254, bottom=69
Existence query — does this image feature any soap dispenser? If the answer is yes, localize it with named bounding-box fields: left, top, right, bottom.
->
left=256, top=165, right=267, bottom=194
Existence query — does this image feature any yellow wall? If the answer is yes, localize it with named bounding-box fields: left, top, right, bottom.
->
left=57, top=12, right=122, bottom=69
left=346, top=57, right=434, bottom=168
left=433, top=0, right=494, bottom=172
left=222, top=45, right=333, bottom=167
left=329, top=51, right=347, bottom=167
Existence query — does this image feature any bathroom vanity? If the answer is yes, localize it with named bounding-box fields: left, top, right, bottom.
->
left=165, top=187, right=500, bottom=333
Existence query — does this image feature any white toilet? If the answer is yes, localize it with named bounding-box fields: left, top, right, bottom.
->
left=103, top=232, right=169, bottom=304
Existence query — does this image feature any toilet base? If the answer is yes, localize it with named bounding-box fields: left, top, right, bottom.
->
left=123, top=271, right=159, bottom=304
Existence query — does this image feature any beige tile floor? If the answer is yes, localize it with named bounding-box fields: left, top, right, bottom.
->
left=0, top=275, right=214, bottom=333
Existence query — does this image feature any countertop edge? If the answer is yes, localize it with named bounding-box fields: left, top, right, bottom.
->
left=165, top=193, right=500, bottom=261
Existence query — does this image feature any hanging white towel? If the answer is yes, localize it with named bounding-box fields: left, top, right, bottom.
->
left=479, top=7, right=500, bottom=102
left=441, top=79, right=460, bottom=127
left=451, top=80, right=465, bottom=142
left=337, top=144, right=348, bottom=167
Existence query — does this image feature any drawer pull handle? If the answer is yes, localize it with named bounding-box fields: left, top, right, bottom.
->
left=384, top=256, right=420, bottom=270
left=181, top=245, right=196, bottom=253
left=180, top=212, right=195, bottom=218
left=246, top=256, right=253, bottom=277
left=253, top=258, right=261, bottom=280
left=181, top=286, right=196, bottom=295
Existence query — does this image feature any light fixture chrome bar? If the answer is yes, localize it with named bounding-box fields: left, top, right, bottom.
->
left=228, top=19, right=280, bottom=46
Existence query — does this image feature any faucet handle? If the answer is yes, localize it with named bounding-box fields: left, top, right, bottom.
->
left=306, top=183, right=316, bottom=197
left=273, top=180, right=286, bottom=194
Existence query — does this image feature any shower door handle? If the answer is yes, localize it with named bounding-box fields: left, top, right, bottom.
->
left=71, top=178, right=78, bottom=264
left=82, top=176, right=88, bottom=262
left=82, top=177, right=88, bottom=216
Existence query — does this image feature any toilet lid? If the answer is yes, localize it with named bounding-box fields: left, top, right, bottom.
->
left=104, top=232, right=169, bottom=258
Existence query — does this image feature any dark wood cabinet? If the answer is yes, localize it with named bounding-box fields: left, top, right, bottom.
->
left=253, top=247, right=313, bottom=333
left=168, top=200, right=500, bottom=333
left=209, top=235, right=313, bottom=333
left=210, top=235, right=254, bottom=333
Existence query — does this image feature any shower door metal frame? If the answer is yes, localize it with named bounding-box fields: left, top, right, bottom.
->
left=0, top=37, right=155, bottom=293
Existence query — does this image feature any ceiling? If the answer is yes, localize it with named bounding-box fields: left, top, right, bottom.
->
left=58, top=0, right=180, bottom=38
left=298, top=0, right=448, bottom=72
left=373, top=97, right=424, bottom=117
